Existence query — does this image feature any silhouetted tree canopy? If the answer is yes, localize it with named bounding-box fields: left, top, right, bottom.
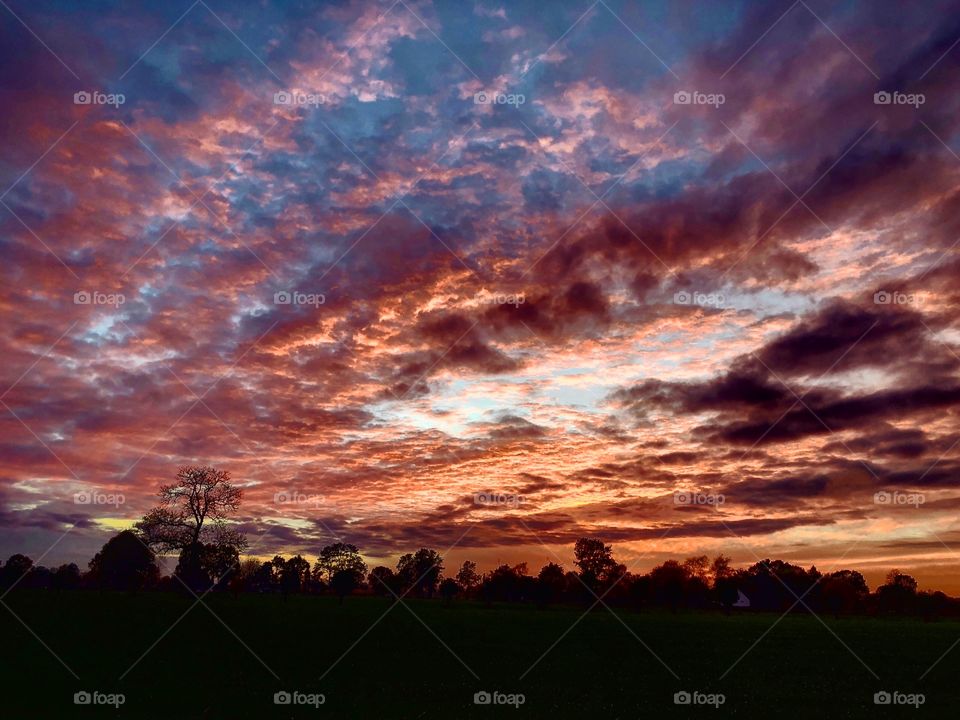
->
left=535, top=562, right=567, bottom=606
left=329, top=568, right=363, bottom=602
left=397, top=548, right=443, bottom=598
left=88, top=531, right=159, bottom=592
left=134, top=467, right=246, bottom=593
left=455, top=560, right=480, bottom=592
left=821, top=570, right=869, bottom=617
left=574, top=538, right=618, bottom=591
left=315, top=544, right=366, bottom=601
left=52, top=563, right=81, bottom=591
left=877, top=569, right=919, bottom=614
left=0, top=553, right=33, bottom=589
left=280, top=555, right=310, bottom=595
left=480, top=563, right=535, bottom=603
left=5, top=527, right=960, bottom=621
left=174, top=541, right=241, bottom=593
left=314, top=543, right=366, bottom=581
left=368, top=566, right=397, bottom=597
left=439, top=578, right=460, bottom=604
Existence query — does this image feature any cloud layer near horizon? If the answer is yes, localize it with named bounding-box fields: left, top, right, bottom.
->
left=2, top=0, right=960, bottom=590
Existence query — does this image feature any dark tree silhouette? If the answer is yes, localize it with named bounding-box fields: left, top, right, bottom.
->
left=174, top=542, right=241, bottom=593
left=877, top=569, right=919, bottom=614
left=314, top=543, right=366, bottom=601
left=713, top=576, right=741, bottom=614
left=88, top=531, right=159, bottom=592
left=535, top=562, right=567, bottom=607
left=229, top=558, right=264, bottom=595
left=52, top=563, right=81, bottom=591
left=280, top=555, right=310, bottom=595
left=0, top=553, right=33, bottom=589
left=251, top=560, right=280, bottom=593
left=681, top=555, right=712, bottom=607
left=24, top=565, right=54, bottom=589
left=710, top=555, right=739, bottom=614
left=368, top=566, right=397, bottom=597
left=649, top=561, right=689, bottom=612
left=314, top=543, right=366, bottom=581
left=455, top=560, right=480, bottom=594
left=918, top=590, right=950, bottom=621
left=683, top=555, right=709, bottom=582
left=135, top=466, right=246, bottom=592
left=8, top=524, right=960, bottom=622
left=439, top=577, right=460, bottom=605
left=821, top=570, right=868, bottom=617
left=329, top=569, right=363, bottom=603
left=574, top=538, right=617, bottom=591
left=711, top=555, right=733, bottom=581
left=480, top=564, right=534, bottom=602
left=741, top=560, right=820, bottom=612
left=397, top=548, right=443, bottom=598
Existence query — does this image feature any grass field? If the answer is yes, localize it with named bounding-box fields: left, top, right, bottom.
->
left=1, top=590, right=956, bottom=718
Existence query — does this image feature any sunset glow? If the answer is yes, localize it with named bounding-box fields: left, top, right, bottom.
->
left=3, top=0, right=960, bottom=594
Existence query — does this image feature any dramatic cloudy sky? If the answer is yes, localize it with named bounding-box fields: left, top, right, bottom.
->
left=2, top=0, right=960, bottom=591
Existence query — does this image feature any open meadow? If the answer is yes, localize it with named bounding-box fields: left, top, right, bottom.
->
left=2, top=591, right=955, bottom=718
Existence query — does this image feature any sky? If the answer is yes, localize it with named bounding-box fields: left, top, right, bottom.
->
left=2, top=0, right=960, bottom=592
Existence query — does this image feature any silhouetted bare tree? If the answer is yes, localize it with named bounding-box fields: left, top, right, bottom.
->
left=135, top=466, right=246, bottom=591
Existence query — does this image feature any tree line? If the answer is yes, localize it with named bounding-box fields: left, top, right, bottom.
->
left=2, top=466, right=957, bottom=619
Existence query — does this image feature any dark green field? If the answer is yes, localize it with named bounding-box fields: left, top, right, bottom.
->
left=1, top=590, right=956, bottom=718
